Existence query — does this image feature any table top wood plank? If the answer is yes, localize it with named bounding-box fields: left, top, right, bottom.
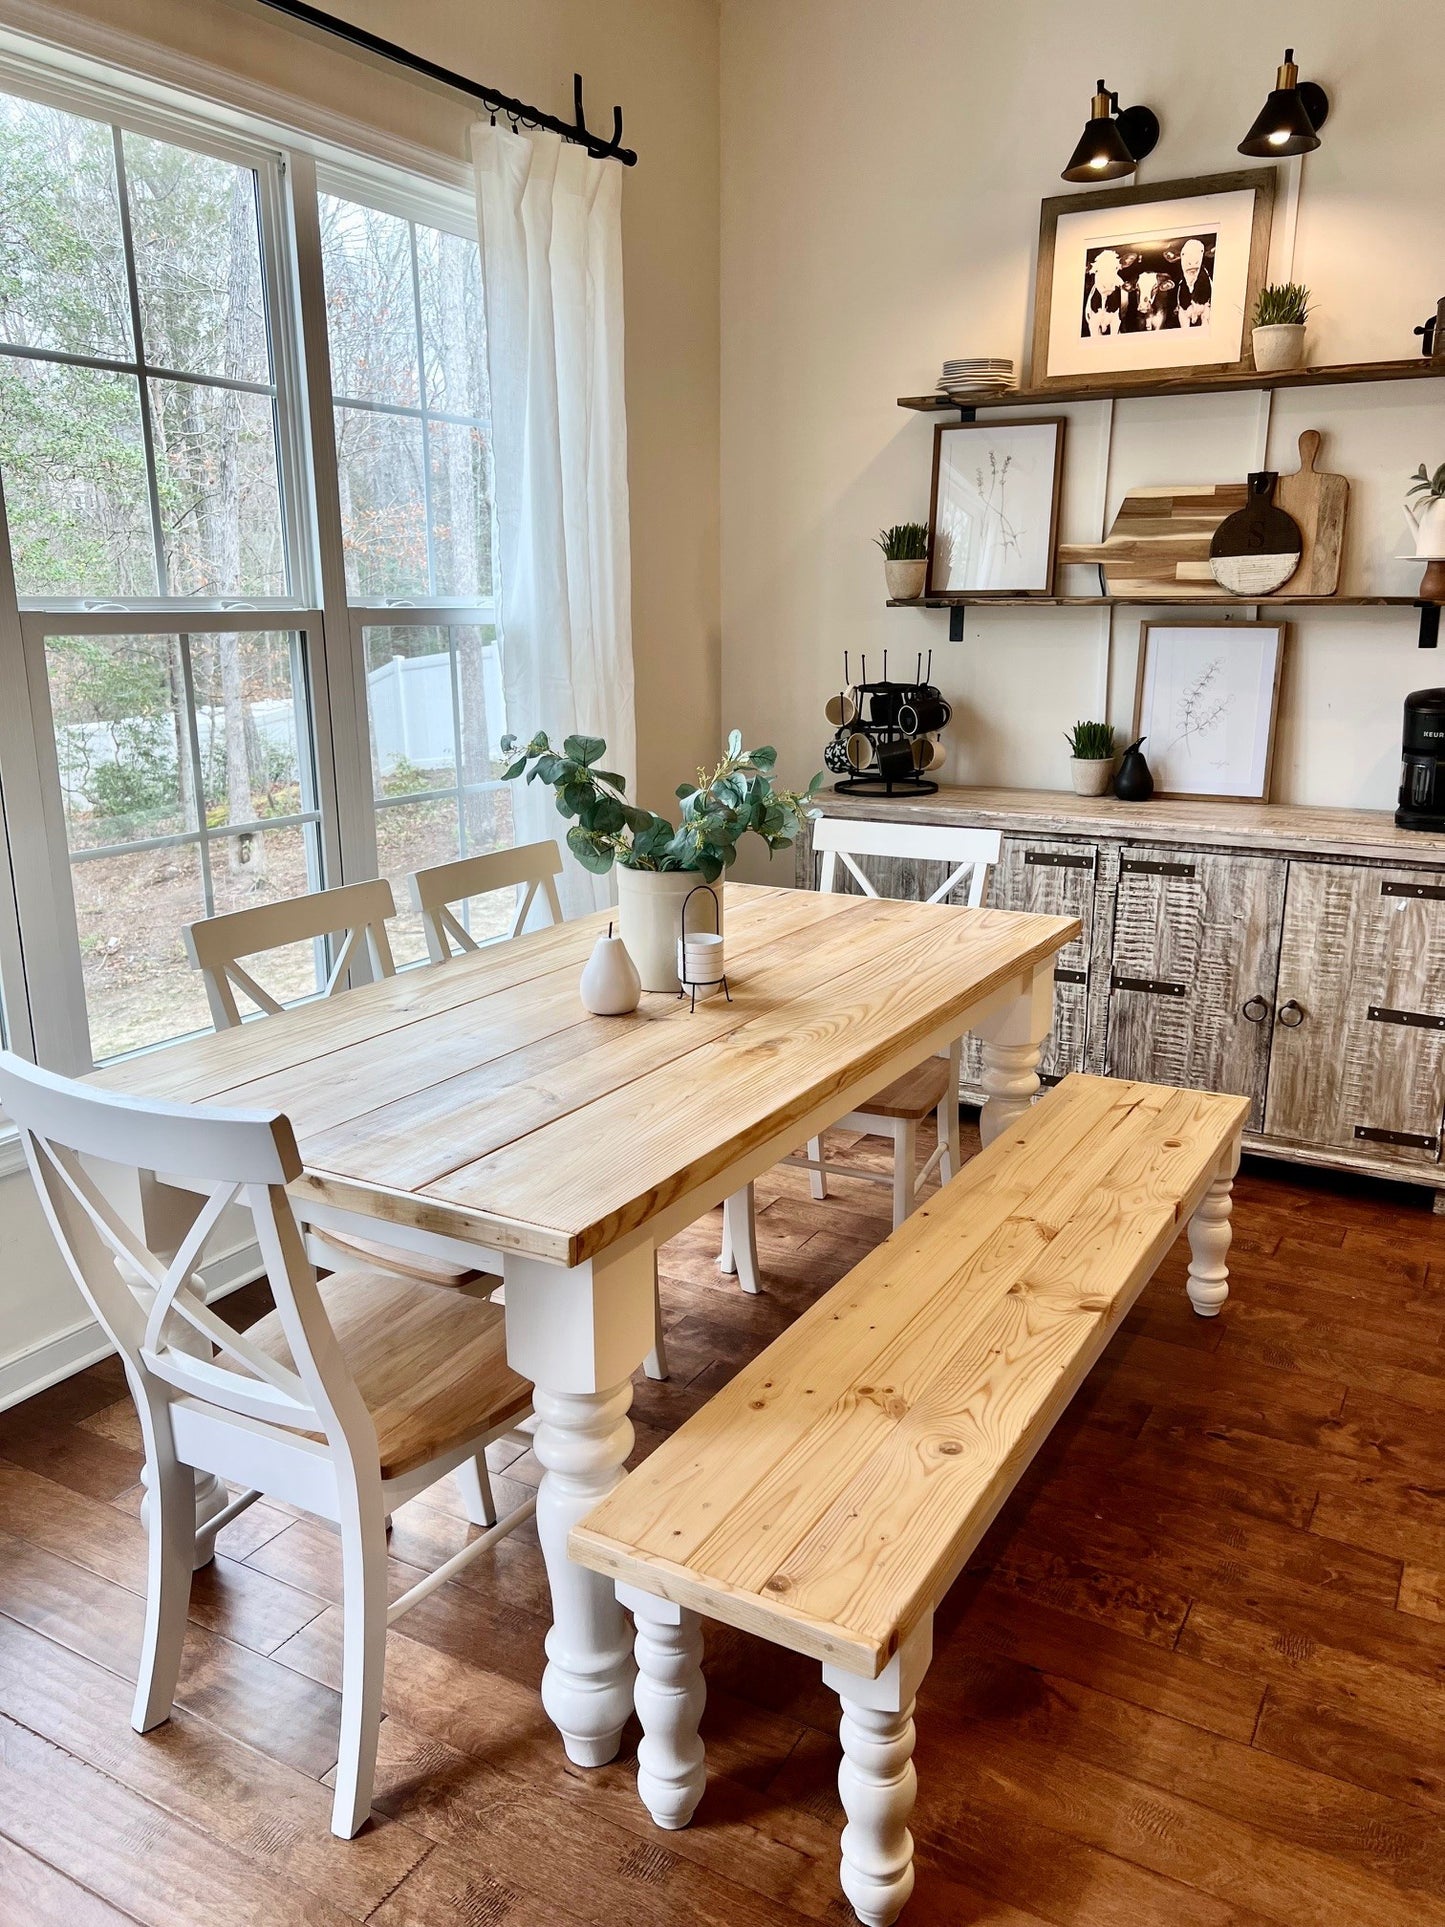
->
left=572, top=1075, right=1249, bottom=1673
left=97, top=884, right=1079, bottom=1268
left=414, top=904, right=1078, bottom=1262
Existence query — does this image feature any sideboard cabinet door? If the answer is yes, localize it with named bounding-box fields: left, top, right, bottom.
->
left=1104, top=846, right=1286, bottom=1128
left=1263, top=864, right=1445, bottom=1166
left=962, top=835, right=1097, bottom=1087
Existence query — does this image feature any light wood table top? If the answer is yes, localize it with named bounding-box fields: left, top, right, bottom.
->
left=94, top=884, right=1079, bottom=1269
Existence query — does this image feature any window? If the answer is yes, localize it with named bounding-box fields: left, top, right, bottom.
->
left=319, top=188, right=507, bottom=968
left=0, top=57, right=515, bottom=1071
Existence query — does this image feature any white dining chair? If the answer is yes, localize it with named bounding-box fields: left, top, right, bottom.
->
left=406, top=840, right=672, bottom=1383
left=408, top=841, right=565, bottom=961
left=792, top=816, right=1001, bottom=1221
left=183, top=880, right=483, bottom=1293
left=0, top=1050, right=535, bottom=1839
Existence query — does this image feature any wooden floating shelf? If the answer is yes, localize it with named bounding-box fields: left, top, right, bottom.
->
left=886, top=594, right=1423, bottom=609
left=898, top=356, right=1445, bottom=413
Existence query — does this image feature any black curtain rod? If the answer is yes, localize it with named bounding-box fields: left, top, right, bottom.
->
left=253, top=0, right=637, bottom=165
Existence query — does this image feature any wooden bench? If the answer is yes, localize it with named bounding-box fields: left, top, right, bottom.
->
left=570, top=1072, right=1249, bottom=1926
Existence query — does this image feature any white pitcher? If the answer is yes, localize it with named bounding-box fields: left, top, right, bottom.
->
left=1404, top=493, right=1445, bottom=560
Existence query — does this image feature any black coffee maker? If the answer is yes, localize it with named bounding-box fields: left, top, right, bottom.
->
left=1397, top=688, right=1445, bottom=830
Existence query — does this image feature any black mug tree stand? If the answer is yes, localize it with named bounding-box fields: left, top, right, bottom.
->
left=826, top=652, right=945, bottom=797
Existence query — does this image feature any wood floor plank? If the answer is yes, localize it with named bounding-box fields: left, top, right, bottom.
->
left=0, top=1832, right=138, bottom=1927
left=0, top=1613, right=428, bottom=1915
left=1399, top=1567, right=1445, bottom=1623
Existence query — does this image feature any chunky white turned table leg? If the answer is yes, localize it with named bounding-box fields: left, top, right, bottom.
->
left=1186, top=1136, right=1241, bottom=1318
left=972, top=966, right=1056, bottom=1149
left=504, top=1243, right=656, bottom=1766
left=823, top=1617, right=932, bottom=1927
left=619, top=1584, right=706, bottom=1828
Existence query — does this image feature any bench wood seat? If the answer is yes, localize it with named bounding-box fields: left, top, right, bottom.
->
left=847, top=1056, right=952, bottom=1124
left=570, top=1072, right=1248, bottom=1925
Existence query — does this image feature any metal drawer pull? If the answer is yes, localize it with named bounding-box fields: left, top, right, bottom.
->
left=1121, top=858, right=1196, bottom=878
left=1381, top=880, right=1445, bottom=902
left=1368, top=1004, right=1445, bottom=1031
left=1276, top=1000, right=1305, bottom=1028
left=1111, top=974, right=1187, bottom=997
left=1354, top=1125, right=1440, bottom=1151
left=1024, top=850, right=1094, bottom=870
left=1241, top=996, right=1270, bottom=1024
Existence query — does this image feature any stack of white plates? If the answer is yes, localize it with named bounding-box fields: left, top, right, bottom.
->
left=936, top=357, right=1014, bottom=398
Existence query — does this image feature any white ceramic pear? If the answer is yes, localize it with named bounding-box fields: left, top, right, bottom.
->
left=580, top=924, right=642, bottom=1015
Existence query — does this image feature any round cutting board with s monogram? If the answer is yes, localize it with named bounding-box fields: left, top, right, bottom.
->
left=1208, top=471, right=1303, bottom=596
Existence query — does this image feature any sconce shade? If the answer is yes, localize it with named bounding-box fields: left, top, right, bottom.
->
left=1238, top=50, right=1329, bottom=157
left=1061, top=84, right=1160, bottom=183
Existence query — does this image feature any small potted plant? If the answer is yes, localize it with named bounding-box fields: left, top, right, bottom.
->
left=502, top=729, right=822, bottom=993
left=876, top=521, right=930, bottom=600
left=1251, top=282, right=1311, bottom=372
left=1405, top=460, right=1445, bottom=600
left=1064, top=720, right=1117, bottom=796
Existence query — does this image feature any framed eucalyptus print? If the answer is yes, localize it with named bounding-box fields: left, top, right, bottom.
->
left=1031, top=169, right=1276, bottom=390
left=1133, top=619, right=1286, bottom=802
left=925, top=416, right=1066, bottom=597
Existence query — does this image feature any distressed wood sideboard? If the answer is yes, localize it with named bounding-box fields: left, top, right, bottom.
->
left=796, top=787, right=1445, bottom=1209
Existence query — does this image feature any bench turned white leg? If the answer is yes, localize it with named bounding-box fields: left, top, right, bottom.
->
left=619, top=1584, right=707, bottom=1828
left=823, top=1617, right=933, bottom=1927
left=973, top=966, right=1055, bottom=1148
left=1186, top=1137, right=1241, bottom=1319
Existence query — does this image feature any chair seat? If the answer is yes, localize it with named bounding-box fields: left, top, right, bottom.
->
left=312, top=1225, right=484, bottom=1291
left=854, top=1055, right=952, bottom=1123
left=245, top=1272, right=532, bottom=1479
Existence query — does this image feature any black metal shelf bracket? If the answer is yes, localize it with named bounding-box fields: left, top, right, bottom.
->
left=1419, top=602, right=1441, bottom=649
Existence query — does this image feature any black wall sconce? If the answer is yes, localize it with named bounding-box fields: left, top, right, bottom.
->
left=1238, top=48, right=1330, bottom=156
left=1061, top=81, right=1160, bottom=183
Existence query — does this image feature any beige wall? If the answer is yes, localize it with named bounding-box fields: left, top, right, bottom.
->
left=25, top=0, right=722, bottom=813
left=720, top=0, right=1445, bottom=835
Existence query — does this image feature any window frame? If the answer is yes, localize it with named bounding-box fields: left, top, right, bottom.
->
left=0, top=46, right=503, bottom=1070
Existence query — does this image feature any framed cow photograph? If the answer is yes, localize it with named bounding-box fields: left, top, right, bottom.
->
left=1031, top=169, right=1276, bottom=391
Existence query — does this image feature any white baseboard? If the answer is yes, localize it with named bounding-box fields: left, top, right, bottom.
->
left=0, top=1242, right=264, bottom=1414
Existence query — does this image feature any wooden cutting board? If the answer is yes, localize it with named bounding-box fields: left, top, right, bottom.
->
left=1058, top=483, right=1249, bottom=599
left=1273, top=429, right=1348, bottom=596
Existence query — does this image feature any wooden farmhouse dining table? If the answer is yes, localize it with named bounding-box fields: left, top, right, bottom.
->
left=95, top=880, right=1079, bottom=1769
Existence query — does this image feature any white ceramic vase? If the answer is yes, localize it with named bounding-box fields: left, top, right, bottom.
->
left=1069, top=755, right=1116, bottom=797
left=1251, top=324, right=1306, bottom=372
left=615, top=867, right=724, bottom=995
left=579, top=928, right=642, bottom=1015
left=884, top=558, right=928, bottom=601
left=1404, top=493, right=1445, bottom=560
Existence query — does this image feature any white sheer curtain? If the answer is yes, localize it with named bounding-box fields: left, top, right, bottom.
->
left=472, top=123, right=635, bottom=918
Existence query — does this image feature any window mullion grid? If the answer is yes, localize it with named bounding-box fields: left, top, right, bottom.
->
left=407, top=220, right=439, bottom=600
left=109, top=127, right=170, bottom=600
left=173, top=632, right=216, bottom=917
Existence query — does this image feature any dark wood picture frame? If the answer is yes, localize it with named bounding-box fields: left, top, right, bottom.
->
left=1031, top=168, right=1277, bottom=393
left=925, top=416, right=1066, bottom=599
left=1132, top=618, right=1287, bottom=802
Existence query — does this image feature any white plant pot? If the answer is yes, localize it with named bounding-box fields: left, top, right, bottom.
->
left=884, top=558, right=928, bottom=601
left=1404, top=494, right=1445, bottom=560
left=1251, top=324, right=1307, bottom=372
left=615, top=867, right=723, bottom=994
left=1069, top=755, right=1116, bottom=797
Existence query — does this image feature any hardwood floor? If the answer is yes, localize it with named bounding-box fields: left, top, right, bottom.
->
left=0, top=1120, right=1442, bottom=1925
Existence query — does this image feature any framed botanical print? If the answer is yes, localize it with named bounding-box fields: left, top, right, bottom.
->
left=1031, top=168, right=1276, bottom=390
left=925, top=416, right=1066, bottom=597
left=1133, top=620, right=1286, bottom=801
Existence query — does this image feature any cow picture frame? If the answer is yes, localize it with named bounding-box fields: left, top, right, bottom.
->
left=1031, top=169, right=1276, bottom=391
left=925, top=416, right=1066, bottom=597
left=1132, top=619, right=1287, bottom=802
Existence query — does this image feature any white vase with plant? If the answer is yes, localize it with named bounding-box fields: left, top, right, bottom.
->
left=502, top=729, right=823, bottom=993
left=1251, top=282, right=1311, bottom=372
left=1405, top=460, right=1445, bottom=601
left=1065, top=720, right=1117, bottom=796
left=876, top=521, right=930, bottom=600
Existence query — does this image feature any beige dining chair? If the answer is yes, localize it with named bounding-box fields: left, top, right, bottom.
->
left=0, top=1050, right=535, bottom=1839
left=408, top=841, right=565, bottom=961
left=406, top=841, right=672, bottom=1383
